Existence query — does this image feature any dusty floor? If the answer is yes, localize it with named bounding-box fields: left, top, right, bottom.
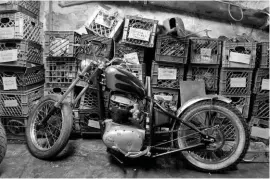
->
left=0, top=138, right=269, bottom=178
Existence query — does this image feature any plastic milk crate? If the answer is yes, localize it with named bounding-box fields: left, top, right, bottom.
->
left=151, top=61, right=185, bottom=90
left=45, top=31, right=82, bottom=57
left=44, top=87, right=74, bottom=103
left=186, top=65, right=219, bottom=93
left=80, top=33, right=113, bottom=59
left=122, top=15, right=158, bottom=48
left=45, top=57, right=78, bottom=88
left=0, top=39, right=43, bottom=67
left=79, top=109, right=101, bottom=134
left=252, top=94, right=269, bottom=120
left=190, top=38, right=222, bottom=65
left=114, top=43, right=145, bottom=63
left=219, top=67, right=253, bottom=95
left=0, top=85, right=43, bottom=117
left=222, top=42, right=257, bottom=68
left=220, top=94, right=251, bottom=118
left=0, top=1, right=40, bottom=18
left=0, top=65, right=44, bottom=91
left=257, top=42, right=269, bottom=68
left=155, top=35, right=189, bottom=64
left=0, top=12, right=42, bottom=43
left=0, top=117, right=27, bottom=142
left=253, top=68, right=269, bottom=95
left=84, top=5, right=123, bottom=39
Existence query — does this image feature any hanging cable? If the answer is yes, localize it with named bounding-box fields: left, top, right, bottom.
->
left=228, top=3, right=244, bottom=22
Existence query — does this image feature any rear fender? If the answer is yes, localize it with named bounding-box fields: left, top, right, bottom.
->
left=176, top=95, right=232, bottom=117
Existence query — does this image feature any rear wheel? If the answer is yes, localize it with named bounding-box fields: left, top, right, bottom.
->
left=26, top=95, right=73, bottom=160
left=0, top=122, right=7, bottom=164
left=175, top=100, right=250, bottom=172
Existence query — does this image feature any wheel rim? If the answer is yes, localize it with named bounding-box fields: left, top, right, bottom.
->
left=29, top=100, right=63, bottom=151
left=178, top=109, right=240, bottom=164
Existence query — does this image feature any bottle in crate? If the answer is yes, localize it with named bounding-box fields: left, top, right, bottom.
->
left=122, top=15, right=158, bottom=48
left=0, top=39, right=43, bottom=67
left=222, top=41, right=257, bottom=68
left=151, top=61, right=185, bottom=90
left=256, top=42, right=269, bottom=69
left=190, top=37, right=222, bottom=65
left=219, top=67, right=253, bottom=95
left=0, top=65, right=44, bottom=91
left=155, top=35, right=189, bottom=64
left=186, top=64, right=219, bottom=94
left=44, top=31, right=82, bottom=58
left=0, top=12, right=42, bottom=43
left=0, top=84, right=44, bottom=117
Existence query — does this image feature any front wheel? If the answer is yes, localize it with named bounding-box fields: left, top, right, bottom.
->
left=175, top=100, right=250, bottom=173
left=26, top=95, right=73, bottom=160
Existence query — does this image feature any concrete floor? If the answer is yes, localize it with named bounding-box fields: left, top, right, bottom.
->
left=0, top=138, right=269, bottom=178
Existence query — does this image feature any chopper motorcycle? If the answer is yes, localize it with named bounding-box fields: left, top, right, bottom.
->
left=25, top=43, right=250, bottom=173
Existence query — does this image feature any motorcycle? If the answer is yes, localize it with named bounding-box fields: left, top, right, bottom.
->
left=0, top=121, right=7, bottom=165
left=25, top=43, right=250, bottom=173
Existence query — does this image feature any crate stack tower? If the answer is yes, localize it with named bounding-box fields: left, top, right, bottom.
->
left=0, top=1, right=44, bottom=141
left=220, top=40, right=257, bottom=120
left=250, top=42, right=269, bottom=135
left=187, top=37, right=222, bottom=94
left=152, top=34, right=189, bottom=125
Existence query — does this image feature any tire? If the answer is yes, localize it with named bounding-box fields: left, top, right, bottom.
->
left=0, top=122, right=7, bottom=164
left=174, top=100, right=250, bottom=173
left=26, top=95, right=73, bottom=160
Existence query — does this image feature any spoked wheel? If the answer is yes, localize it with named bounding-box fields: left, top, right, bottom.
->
left=174, top=100, right=250, bottom=173
left=26, top=95, right=73, bottom=160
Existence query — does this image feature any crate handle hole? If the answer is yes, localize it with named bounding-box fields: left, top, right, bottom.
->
left=5, top=42, right=16, bottom=48
left=56, top=62, right=66, bottom=66
left=52, top=88, right=62, bottom=93
left=1, top=18, right=10, bottom=24
left=6, top=95, right=16, bottom=98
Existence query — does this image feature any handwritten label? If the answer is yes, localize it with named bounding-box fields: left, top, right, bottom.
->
left=154, top=95, right=173, bottom=101
left=261, top=79, right=269, bottom=90
left=128, top=27, right=151, bottom=41
left=230, top=78, right=246, bottom=88
left=95, top=14, right=114, bottom=28
left=88, top=120, right=100, bottom=129
left=158, top=68, right=177, bottom=80
left=124, top=52, right=139, bottom=64
left=4, top=100, right=18, bottom=107
left=0, top=49, right=18, bottom=63
left=0, top=27, right=15, bottom=39
left=229, top=52, right=251, bottom=65
left=200, top=48, right=212, bottom=62
left=2, top=77, right=17, bottom=90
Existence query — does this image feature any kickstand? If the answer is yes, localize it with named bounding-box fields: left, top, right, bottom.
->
left=107, top=149, right=127, bottom=174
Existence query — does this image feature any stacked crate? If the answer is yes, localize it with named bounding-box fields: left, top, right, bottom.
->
left=0, top=1, right=43, bottom=141
left=152, top=35, right=189, bottom=126
left=250, top=42, right=269, bottom=130
left=220, top=41, right=257, bottom=119
left=187, top=37, right=222, bottom=94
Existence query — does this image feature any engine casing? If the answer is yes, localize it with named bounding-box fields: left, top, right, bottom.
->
left=102, top=119, right=145, bottom=153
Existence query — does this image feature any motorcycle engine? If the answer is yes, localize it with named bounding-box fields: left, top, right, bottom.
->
left=102, top=93, right=146, bottom=154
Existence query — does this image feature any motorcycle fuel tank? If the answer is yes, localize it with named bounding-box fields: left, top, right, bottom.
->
left=105, top=66, right=145, bottom=98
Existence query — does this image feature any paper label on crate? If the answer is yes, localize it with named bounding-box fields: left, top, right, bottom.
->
left=154, top=95, right=173, bottom=101
left=124, top=52, right=139, bottom=64
left=0, top=27, right=14, bottom=39
left=0, top=49, right=18, bottom=63
left=95, top=14, right=114, bottom=28
left=230, top=78, right=246, bottom=88
left=200, top=48, right=212, bottom=62
left=158, top=68, right=177, bottom=80
left=229, top=51, right=251, bottom=64
left=2, top=77, right=17, bottom=90
left=4, top=100, right=18, bottom=107
left=128, top=27, right=151, bottom=42
left=261, top=79, right=269, bottom=90
left=236, top=104, right=244, bottom=113
left=88, top=119, right=100, bottom=129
